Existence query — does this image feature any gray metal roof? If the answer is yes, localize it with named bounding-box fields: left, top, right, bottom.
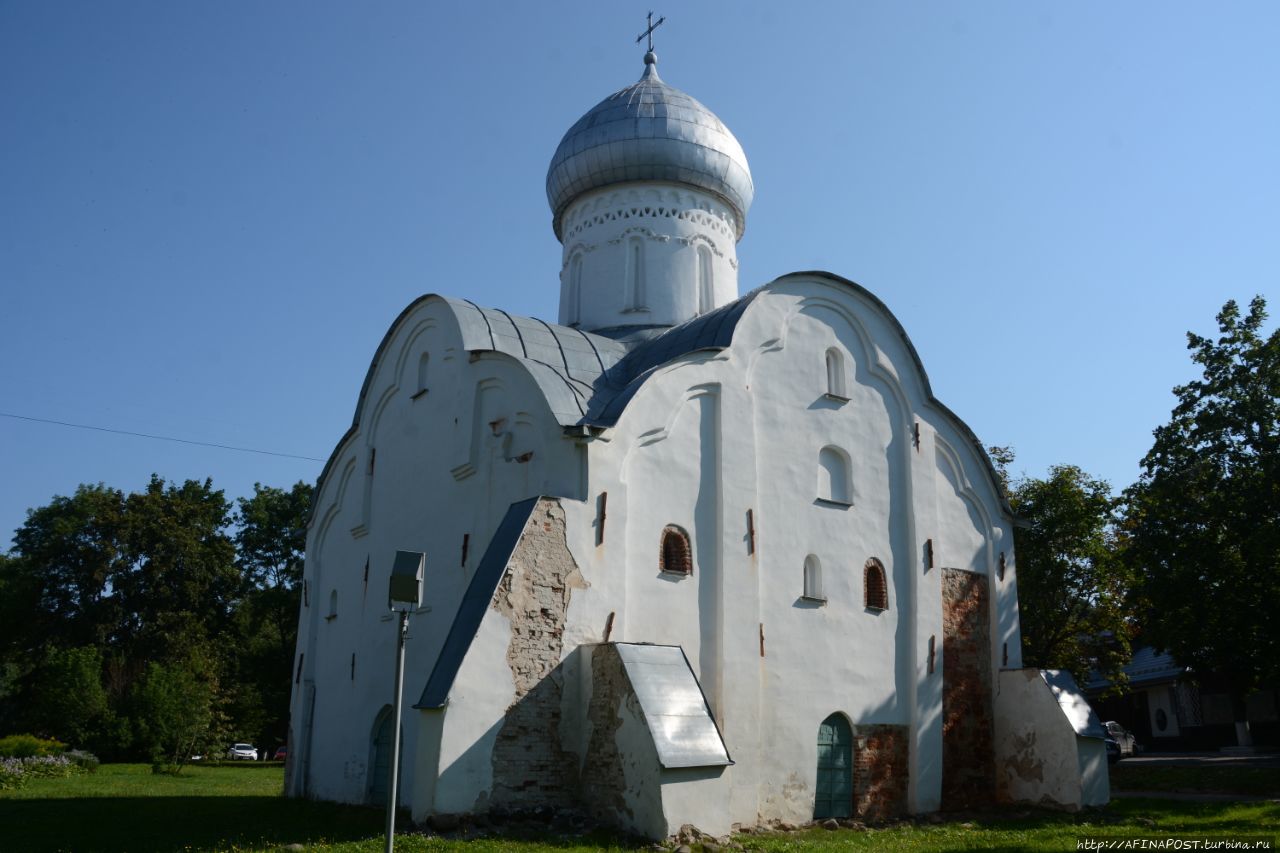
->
left=546, top=54, right=754, bottom=240
left=1041, top=669, right=1107, bottom=739
left=442, top=298, right=630, bottom=426
left=588, top=291, right=760, bottom=425
left=415, top=496, right=540, bottom=709
left=614, top=643, right=732, bottom=769
left=1084, top=646, right=1187, bottom=692
left=313, top=271, right=1018, bottom=527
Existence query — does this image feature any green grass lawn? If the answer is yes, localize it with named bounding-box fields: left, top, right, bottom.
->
left=1, top=764, right=1276, bottom=852
left=1110, top=762, right=1280, bottom=796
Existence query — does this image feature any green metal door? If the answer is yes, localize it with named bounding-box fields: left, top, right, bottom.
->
left=815, top=713, right=853, bottom=819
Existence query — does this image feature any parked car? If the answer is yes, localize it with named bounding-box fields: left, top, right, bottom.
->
left=273, top=746, right=287, bottom=761
left=226, top=743, right=257, bottom=761
left=1104, top=721, right=1137, bottom=759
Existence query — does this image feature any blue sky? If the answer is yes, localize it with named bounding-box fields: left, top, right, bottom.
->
left=2, top=2, right=1276, bottom=546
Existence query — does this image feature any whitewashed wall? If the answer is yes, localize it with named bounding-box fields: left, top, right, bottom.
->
left=289, top=297, right=583, bottom=806
left=555, top=274, right=1018, bottom=827
left=558, top=183, right=740, bottom=331
left=292, top=272, right=1020, bottom=831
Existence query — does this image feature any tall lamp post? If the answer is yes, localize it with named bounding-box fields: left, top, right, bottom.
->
left=385, top=550, right=424, bottom=853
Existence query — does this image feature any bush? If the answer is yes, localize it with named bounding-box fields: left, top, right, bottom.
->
left=0, top=758, right=25, bottom=790
left=0, top=754, right=83, bottom=790
left=65, top=749, right=100, bottom=773
left=20, top=755, right=77, bottom=779
left=0, top=734, right=66, bottom=759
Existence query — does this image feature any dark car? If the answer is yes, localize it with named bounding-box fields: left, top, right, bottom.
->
left=273, top=746, right=287, bottom=761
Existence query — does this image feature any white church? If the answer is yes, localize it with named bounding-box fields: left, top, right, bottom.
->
left=285, top=43, right=1108, bottom=837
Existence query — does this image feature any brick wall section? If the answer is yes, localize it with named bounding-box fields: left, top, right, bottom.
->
left=940, top=568, right=995, bottom=809
left=580, top=645, right=638, bottom=824
left=850, top=723, right=909, bottom=822
left=488, top=499, right=587, bottom=811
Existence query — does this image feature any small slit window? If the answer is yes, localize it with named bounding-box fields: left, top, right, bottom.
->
left=825, top=348, right=848, bottom=399
left=659, top=525, right=692, bottom=576
left=326, top=589, right=338, bottom=621
left=803, top=554, right=825, bottom=601
left=864, top=558, right=888, bottom=611
left=817, top=446, right=852, bottom=505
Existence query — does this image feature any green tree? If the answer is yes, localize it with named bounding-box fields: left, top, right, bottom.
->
left=26, top=646, right=109, bottom=747
left=234, top=482, right=310, bottom=589
left=115, top=476, right=239, bottom=663
left=2, top=475, right=308, bottom=761
left=1010, top=464, right=1134, bottom=690
left=232, top=482, right=311, bottom=752
left=8, top=484, right=126, bottom=652
left=133, top=658, right=215, bottom=768
left=1124, top=296, right=1279, bottom=744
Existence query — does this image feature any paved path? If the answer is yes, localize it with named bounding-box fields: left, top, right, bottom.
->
left=1121, top=751, right=1280, bottom=769
left=1112, top=790, right=1276, bottom=802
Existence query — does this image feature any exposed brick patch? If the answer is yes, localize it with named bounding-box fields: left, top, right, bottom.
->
left=941, top=568, right=995, bottom=809
left=488, top=500, right=587, bottom=810
left=864, top=558, right=888, bottom=610
left=580, top=645, right=638, bottom=823
left=660, top=525, right=692, bottom=575
left=851, top=724, right=909, bottom=822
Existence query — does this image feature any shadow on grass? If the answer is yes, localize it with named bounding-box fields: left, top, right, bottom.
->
left=0, top=794, right=384, bottom=852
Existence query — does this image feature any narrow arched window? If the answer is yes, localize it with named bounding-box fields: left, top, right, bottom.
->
left=626, top=237, right=646, bottom=310
left=416, top=352, right=430, bottom=394
left=659, top=525, right=692, bottom=576
left=696, top=244, right=714, bottom=315
left=825, top=348, right=847, bottom=398
left=817, top=446, right=852, bottom=505
left=567, top=253, right=583, bottom=326
left=803, top=554, right=824, bottom=601
left=864, top=558, right=888, bottom=611
left=327, top=589, right=338, bottom=621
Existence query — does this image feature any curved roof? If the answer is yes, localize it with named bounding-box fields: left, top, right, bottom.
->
left=314, top=274, right=1015, bottom=522
left=546, top=53, right=754, bottom=240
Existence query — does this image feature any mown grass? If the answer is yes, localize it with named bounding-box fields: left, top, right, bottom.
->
left=1110, top=762, right=1280, bottom=796
left=1, top=764, right=1276, bottom=852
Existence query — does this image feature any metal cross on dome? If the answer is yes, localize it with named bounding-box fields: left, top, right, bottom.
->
left=636, top=11, right=665, bottom=52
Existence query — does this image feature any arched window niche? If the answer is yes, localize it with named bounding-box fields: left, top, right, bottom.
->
left=567, top=253, right=583, bottom=326
left=803, top=554, right=825, bottom=602
left=817, top=446, right=853, bottom=506
left=624, top=237, right=646, bottom=311
left=411, top=352, right=430, bottom=400
left=864, top=558, right=888, bottom=612
left=695, top=244, right=714, bottom=315
left=824, top=347, right=849, bottom=400
left=659, top=525, right=693, bottom=577
left=326, top=589, right=338, bottom=621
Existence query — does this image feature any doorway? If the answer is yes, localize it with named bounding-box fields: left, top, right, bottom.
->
left=814, top=713, right=853, bottom=819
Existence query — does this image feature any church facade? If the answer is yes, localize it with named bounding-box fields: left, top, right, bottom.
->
left=286, top=48, right=1100, bottom=837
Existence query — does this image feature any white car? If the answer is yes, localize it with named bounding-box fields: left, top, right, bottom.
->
left=1104, top=721, right=1138, bottom=759
left=226, top=743, right=257, bottom=761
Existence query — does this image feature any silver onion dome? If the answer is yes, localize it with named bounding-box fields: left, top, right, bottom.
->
left=546, top=52, right=754, bottom=240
